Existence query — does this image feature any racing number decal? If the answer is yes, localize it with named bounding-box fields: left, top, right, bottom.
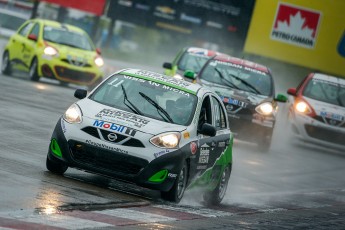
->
left=338, top=30, right=345, bottom=58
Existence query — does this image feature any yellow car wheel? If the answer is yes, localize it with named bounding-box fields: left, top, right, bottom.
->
left=29, top=57, right=39, bottom=82
left=1, top=51, right=12, bottom=76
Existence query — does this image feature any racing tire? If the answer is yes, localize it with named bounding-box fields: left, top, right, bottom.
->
left=29, top=57, right=40, bottom=82
left=161, top=161, right=188, bottom=203
left=203, top=165, right=231, bottom=206
left=46, top=156, right=68, bottom=175
left=1, top=51, right=12, bottom=76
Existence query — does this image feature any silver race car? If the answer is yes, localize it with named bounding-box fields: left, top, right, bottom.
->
left=287, top=73, right=345, bottom=151
left=46, top=68, right=234, bottom=204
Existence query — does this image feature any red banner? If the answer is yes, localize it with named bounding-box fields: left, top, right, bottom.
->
left=41, top=0, right=106, bottom=16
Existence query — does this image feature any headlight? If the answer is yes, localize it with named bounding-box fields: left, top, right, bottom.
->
left=44, top=46, right=58, bottom=56
left=63, top=104, right=82, bottom=123
left=173, top=73, right=183, bottom=80
left=94, top=56, right=104, bottom=67
left=295, top=101, right=309, bottom=113
left=150, top=132, right=181, bottom=149
left=255, top=102, right=273, bottom=115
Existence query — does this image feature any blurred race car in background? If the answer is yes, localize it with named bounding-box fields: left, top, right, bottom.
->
left=47, top=68, right=233, bottom=205
left=183, top=54, right=287, bottom=151
left=0, top=8, right=29, bottom=38
left=1, top=18, right=104, bottom=89
left=287, top=73, right=345, bottom=150
left=163, top=46, right=221, bottom=81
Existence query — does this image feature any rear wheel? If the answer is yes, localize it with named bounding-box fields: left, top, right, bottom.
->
left=203, top=165, right=231, bottom=206
left=1, top=51, right=12, bottom=75
left=161, top=161, right=188, bottom=203
left=29, top=57, right=39, bottom=81
left=46, top=156, right=68, bottom=175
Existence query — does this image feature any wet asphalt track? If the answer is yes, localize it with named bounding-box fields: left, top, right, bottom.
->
left=0, top=43, right=345, bottom=229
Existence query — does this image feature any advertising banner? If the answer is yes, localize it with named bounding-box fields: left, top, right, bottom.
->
left=244, top=0, right=345, bottom=77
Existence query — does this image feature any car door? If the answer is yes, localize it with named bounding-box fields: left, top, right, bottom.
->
left=21, top=22, right=40, bottom=68
left=190, top=94, right=230, bottom=178
left=9, top=21, right=34, bottom=66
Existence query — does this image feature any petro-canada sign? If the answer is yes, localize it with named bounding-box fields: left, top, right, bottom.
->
left=271, top=3, right=322, bottom=49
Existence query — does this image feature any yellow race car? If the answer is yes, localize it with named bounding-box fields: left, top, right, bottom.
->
left=1, top=18, right=104, bottom=88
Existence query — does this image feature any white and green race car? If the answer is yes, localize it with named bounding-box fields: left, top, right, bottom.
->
left=46, top=68, right=233, bottom=204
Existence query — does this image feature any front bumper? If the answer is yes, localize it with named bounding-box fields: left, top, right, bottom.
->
left=228, top=113, right=274, bottom=142
left=290, top=113, right=345, bottom=150
left=47, top=118, right=185, bottom=192
left=39, top=56, right=103, bottom=85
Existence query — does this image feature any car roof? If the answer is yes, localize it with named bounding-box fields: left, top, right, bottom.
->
left=185, top=47, right=221, bottom=57
left=212, top=54, right=271, bottom=74
left=312, top=73, right=345, bottom=85
left=118, top=68, right=205, bottom=95
left=32, top=18, right=86, bottom=34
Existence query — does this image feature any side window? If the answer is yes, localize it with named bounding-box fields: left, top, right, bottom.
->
left=211, top=96, right=227, bottom=129
left=18, top=22, right=34, bottom=37
left=30, top=23, right=40, bottom=37
left=198, top=95, right=212, bottom=131
left=296, top=74, right=311, bottom=94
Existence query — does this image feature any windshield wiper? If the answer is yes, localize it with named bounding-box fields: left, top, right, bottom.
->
left=121, top=85, right=143, bottom=115
left=228, top=73, right=262, bottom=95
left=139, top=92, right=174, bottom=123
left=215, top=68, right=240, bottom=90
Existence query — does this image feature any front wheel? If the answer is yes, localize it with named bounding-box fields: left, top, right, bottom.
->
left=46, top=156, right=68, bottom=175
left=203, top=165, right=231, bottom=206
left=161, top=161, right=188, bottom=203
left=1, top=51, right=12, bottom=75
left=29, top=57, right=40, bottom=81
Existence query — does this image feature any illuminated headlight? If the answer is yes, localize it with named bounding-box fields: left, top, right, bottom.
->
left=44, top=46, right=58, bottom=56
left=255, top=102, right=273, bottom=115
left=150, top=132, right=181, bottom=149
left=94, top=56, right=104, bottom=67
left=295, top=101, right=310, bottom=113
left=173, top=73, right=183, bottom=80
left=63, top=104, right=82, bottom=124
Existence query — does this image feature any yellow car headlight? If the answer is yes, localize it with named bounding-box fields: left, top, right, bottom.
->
left=150, top=132, right=181, bottom=149
left=44, top=46, right=58, bottom=56
left=63, top=104, right=82, bottom=124
left=94, top=56, right=104, bottom=67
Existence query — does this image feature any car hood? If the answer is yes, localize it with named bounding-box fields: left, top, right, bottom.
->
left=202, top=81, right=270, bottom=106
left=304, top=96, right=345, bottom=120
left=77, top=99, right=187, bottom=135
left=46, top=41, right=96, bottom=62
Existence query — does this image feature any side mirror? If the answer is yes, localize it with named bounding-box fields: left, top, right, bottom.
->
left=28, top=33, right=37, bottom=41
left=184, top=70, right=196, bottom=80
left=96, top=48, right=101, bottom=55
left=199, top=123, right=217, bottom=137
left=287, top=88, right=297, bottom=96
left=74, top=89, right=87, bottom=99
left=163, top=62, right=172, bottom=69
left=275, top=94, right=288, bottom=102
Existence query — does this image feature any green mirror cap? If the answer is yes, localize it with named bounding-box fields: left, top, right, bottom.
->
left=276, top=94, right=288, bottom=102
left=184, top=70, right=196, bottom=80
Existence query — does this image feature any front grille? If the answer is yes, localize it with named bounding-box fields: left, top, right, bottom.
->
left=54, top=66, right=96, bottom=83
left=313, top=116, right=345, bottom=128
left=304, top=124, right=345, bottom=146
left=61, top=59, right=92, bottom=68
left=69, top=140, right=148, bottom=175
left=81, top=126, right=145, bottom=147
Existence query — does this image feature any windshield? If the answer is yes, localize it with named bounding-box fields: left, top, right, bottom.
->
left=303, top=78, right=345, bottom=107
left=43, top=26, right=94, bottom=51
left=177, top=52, right=210, bottom=73
left=200, top=60, right=273, bottom=96
left=90, top=74, right=198, bottom=126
